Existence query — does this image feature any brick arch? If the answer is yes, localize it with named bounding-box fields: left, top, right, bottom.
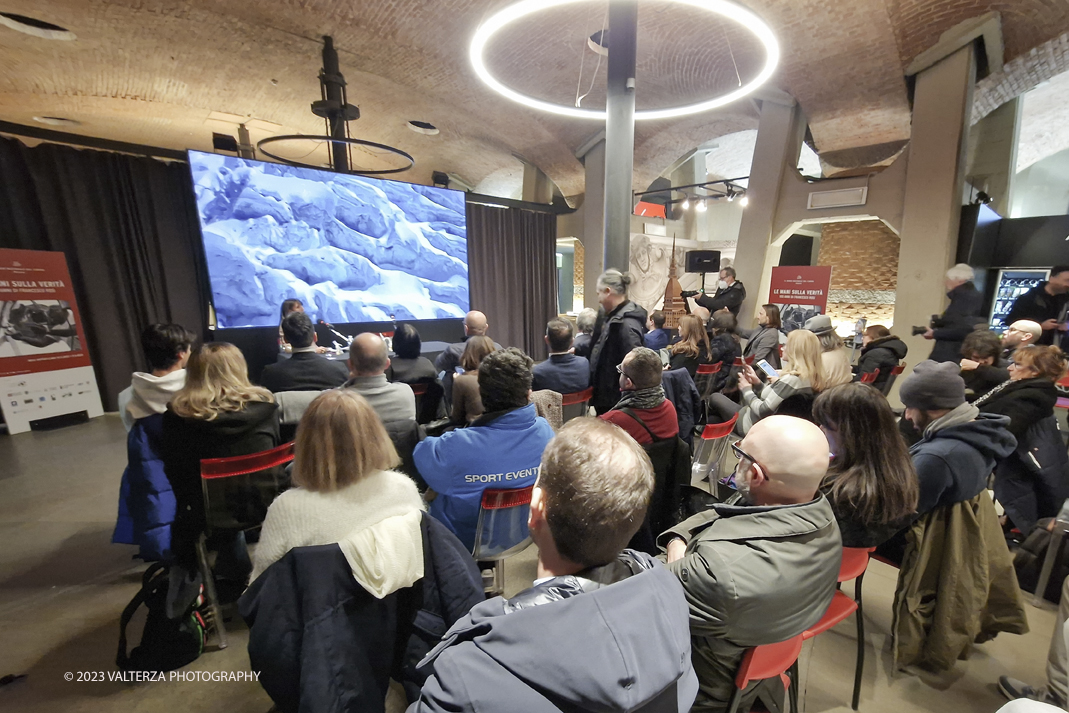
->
left=972, top=31, right=1069, bottom=124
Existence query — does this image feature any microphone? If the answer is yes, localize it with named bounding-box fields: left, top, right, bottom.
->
left=319, top=320, right=351, bottom=346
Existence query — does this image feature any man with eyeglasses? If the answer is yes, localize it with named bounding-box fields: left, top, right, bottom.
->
left=1001, top=320, right=1042, bottom=363
left=599, top=347, right=679, bottom=445
left=658, top=415, right=841, bottom=712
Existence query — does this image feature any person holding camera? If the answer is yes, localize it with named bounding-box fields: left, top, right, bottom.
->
left=920, top=264, right=983, bottom=363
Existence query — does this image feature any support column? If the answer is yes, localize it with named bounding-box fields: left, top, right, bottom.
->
left=731, top=100, right=806, bottom=326
left=522, top=162, right=554, bottom=204
left=966, top=96, right=1021, bottom=217
left=583, top=140, right=607, bottom=308
left=893, top=45, right=976, bottom=377
left=602, top=0, right=638, bottom=273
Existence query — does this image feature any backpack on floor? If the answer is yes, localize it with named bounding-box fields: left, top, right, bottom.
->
left=117, top=562, right=205, bottom=672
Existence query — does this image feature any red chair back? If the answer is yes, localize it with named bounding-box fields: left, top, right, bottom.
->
left=200, top=442, right=295, bottom=479
left=409, top=382, right=429, bottom=397
left=734, top=635, right=804, bottom=689
left=472, top=485, right=535, bottom=561
left=696, top=362, right=722, bottom=375
left=561, top=386, right=594, bottom=406
left=700, top=413, right=738, bottom=440
left=890, top=364, right=905, bottom=376
left=839, top=546, right=875, bottom=582
left=200, top=442, right=294, bottom=533
left=733, top=355, right=756, bottom=367
left=859, top=369, right=879, bottom=384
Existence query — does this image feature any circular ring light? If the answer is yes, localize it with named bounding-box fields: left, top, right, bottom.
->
left=470, top=0, right=780, bottom=121
left=257, top=135, right=415, bottom=175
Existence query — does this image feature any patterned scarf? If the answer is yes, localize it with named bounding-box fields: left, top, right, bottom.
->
left=613, top=385, right=666, bottom=411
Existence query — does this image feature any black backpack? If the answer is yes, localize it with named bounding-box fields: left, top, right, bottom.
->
left=117, top=562, right=206, bottom=672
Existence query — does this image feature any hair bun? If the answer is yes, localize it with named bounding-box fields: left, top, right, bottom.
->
left=621, top=272, right=633, bottom=286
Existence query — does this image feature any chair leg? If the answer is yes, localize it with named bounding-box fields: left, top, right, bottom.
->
left=852, top=572, right=867, bottom=710
left=195, top=535, right=228, bottom=650
left=725, top=685, right=743, bottom=713
left=789, top=660, right=800, bottom=713
left=494, top=559, right=505, bottom=596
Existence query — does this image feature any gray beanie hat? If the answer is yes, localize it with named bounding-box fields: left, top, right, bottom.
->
left=898, top=360, right=966, bottom=410
left=804, top=314, right=834, bottom=335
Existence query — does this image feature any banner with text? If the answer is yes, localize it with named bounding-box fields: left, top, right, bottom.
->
left=770, top=266, right=833, bottom=332
left=0, top=249, right=103, bottom=433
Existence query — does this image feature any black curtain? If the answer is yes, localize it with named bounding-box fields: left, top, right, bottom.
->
left=0, top=136, right=210, bottom=409
left=466, top=202, right=557, bottom=359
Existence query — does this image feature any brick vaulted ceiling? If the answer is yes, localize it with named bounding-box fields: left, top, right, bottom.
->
left=1, top=1, right=1069, bottom=197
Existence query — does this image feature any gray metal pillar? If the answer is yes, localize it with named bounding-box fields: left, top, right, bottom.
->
left=602, top=0, right=638, bottom=273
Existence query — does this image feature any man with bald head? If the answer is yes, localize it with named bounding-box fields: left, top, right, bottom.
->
left=344, top=332, right=416, bottom=425
left=435, top=310, right=503, bottom=405
left=1002, top=320, right=1043, bottom=362
left=659, top=415, right=841, bottom=712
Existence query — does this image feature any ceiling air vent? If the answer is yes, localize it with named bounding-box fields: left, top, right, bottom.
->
left=807, top=186, right=868, bottom=210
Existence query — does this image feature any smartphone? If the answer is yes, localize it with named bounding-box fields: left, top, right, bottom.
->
left=756, top=359, right=779, bottom=378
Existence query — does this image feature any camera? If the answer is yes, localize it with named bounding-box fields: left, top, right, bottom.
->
left=911, top=326, right=928, bottom=336
left=910, top=315, right=941, bottom=336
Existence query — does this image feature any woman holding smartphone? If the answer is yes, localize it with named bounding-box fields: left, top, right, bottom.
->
left=707, top=329, right=828, bottom=435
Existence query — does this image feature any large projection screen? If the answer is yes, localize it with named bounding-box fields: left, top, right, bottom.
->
left=188, top=150, right=469, bottom=329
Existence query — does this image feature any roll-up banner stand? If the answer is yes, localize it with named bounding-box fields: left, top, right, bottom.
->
left=769, top=265, right=833, bottom=332
left=0, top=249, right=103, bottom=434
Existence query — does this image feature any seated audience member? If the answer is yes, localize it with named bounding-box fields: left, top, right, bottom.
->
left=414, top=348, right=554, bottom=550
left=856, top=325, right=906, bottom=391
left=343, top=332, right=416, bottom=426
left=706, top=311, right=742, bottom=393
left=600, top=347, right=679, bottom=445
left=813, top=383, right=919, bottom=547
left=1002, top=320, right=1043, bottom=362
left=113, top=323, right=195, bottom=561
left=450, top=336, right=496, bottom=424
left=959, top=329, right=1009, bottom=401
left=260, top=312, right=349, bottom=393
left=250, top=389, right=424, bottom=581
left=708, top=329, right=826, bottom=435
left=435, top=310, right=501, bottom=403
left=410, top=418, right=698, bottom=712
left=900, top=361, right=1016, bottom=517
left=660, top=416, right=841, bottom=712
left=118, top=323, right=195, bottom=431
left=386, top=323, right=438, bottom=384
left=277, top=298, right=304, bottom=354
left=974, top=346, right=1069, bottom=532
left=644, top=310, right=672, bottom=350
left=532, top=318, right=590, bottom=394
left=573, top=307, right=597, bottom=358
left=738, top=303, right=782, bottom=370
left=161, top=343, right=280, bottom=597
left=805, top=314, right=853, bottom=388
left=669, top=314, right=712, bottom=378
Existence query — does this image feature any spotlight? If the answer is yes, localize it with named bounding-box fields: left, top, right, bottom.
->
left=740, top=195, right=749, bottom=207
left=680, top=197, right=690, bottom=210
left=695, top=199, right=707, bottom=213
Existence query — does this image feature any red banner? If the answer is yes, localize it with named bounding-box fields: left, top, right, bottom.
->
left=769, top=266, right=833, bottom=312
left=0, top=249, right=93, bottom=378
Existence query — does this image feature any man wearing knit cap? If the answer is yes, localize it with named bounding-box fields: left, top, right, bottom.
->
left=899, top=360, right=1017, bottom=516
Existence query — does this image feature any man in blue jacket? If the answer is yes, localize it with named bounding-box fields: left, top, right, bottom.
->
left=414, top=348, right=555, bottom=551
left=531, top=318, right=589, bottom=394
left=409, top=418, right=698, bottom=713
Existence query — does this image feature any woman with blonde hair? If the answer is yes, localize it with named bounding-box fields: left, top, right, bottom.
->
left=251, top=389, right=424, bottom=580
left=707, top=329, right=827, bottom=435
left=451, top=335, right=496, bottom=424
left=668, top=314, right=712, bottom=377
left=161, top=342, right=279, bottom=597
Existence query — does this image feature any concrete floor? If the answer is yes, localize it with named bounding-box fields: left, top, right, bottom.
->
left=0, top=414, right=1058, bottom=712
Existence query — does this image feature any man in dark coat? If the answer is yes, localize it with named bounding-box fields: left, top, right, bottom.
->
left=589, top=269, right=648, bottom=414
left=260, top=312, right=349, bottom=392
left=1005, top=266, right=1069, bottom=346
left=682, top=267, right=746, bottom=317
left=408, top=418, right=698, bottom=713
left=531, top=318, right=590, bottom=394
left=923, top=264, right=984, bottom=363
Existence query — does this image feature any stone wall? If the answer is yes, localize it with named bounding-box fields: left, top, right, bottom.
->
left=816, top=220, right=900, bottom=329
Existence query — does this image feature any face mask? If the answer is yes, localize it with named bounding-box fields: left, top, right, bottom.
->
left=718, top=280, right=729, bottom=291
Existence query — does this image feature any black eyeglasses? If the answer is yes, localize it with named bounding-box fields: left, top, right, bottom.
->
left=616, top=364, right=630, bottom=379
left=731, top=439, right=757, bottom=466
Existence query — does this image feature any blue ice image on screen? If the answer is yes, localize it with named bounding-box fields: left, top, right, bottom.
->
left=188, top=151, right=469, bottom=328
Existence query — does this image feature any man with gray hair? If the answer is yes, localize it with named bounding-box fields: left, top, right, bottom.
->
left=344, top=332, right=416, bottom=425
left=924, top=263, right=983, bottom=363
left=573, top=307, right=598, bottom=358
left=409, top=418, right=699, bottom=712
left=590, top=269, right=648, bottom=414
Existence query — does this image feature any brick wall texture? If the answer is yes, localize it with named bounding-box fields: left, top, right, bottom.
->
left=817, top=220, right=900, bottom=327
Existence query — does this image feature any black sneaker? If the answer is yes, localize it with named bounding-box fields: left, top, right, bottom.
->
left=998, top=676, right=1046, bottom=703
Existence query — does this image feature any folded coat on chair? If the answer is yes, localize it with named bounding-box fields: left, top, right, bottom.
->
left=892, top=491, right=1029, bottom=672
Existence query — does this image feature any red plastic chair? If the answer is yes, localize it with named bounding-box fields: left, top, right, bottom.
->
left=697, top=362, right=723, bottom=375
left=472, top=486, right=535, bottom=595
left=881, top=362, right=906, bottom=396
left=561, top=386, right=594, bottom=422
left=800, top=546, right=875, bottom=710
left=727, top=635, right=804, bottom=713
left=199, top=442, right=295, bottom=648
left=733, top=355, right=756, bottom=367
left=694, top=362, right=724, bottom=399
left=692, top=414, right=739, bottom=495
left=859, top=369, right=879, bottom=385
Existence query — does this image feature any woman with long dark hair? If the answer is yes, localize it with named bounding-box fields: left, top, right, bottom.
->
left=668, top=314, right=711, bottom=378
left=813, top=382, right=919, bottom=547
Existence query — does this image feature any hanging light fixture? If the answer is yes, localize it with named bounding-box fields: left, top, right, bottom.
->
left=695, top=199, right=707, bottom=212
left=740, top=195, right=749, bottom=207
left=680, top=196, right=690, bottom=210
